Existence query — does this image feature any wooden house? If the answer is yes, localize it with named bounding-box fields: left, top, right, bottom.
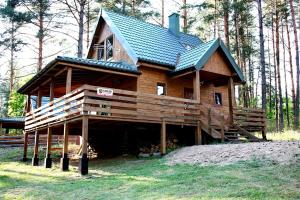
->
left=18, top=10, right=266, bottom=175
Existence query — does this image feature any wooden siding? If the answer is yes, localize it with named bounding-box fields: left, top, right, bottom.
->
left=137, top=66, right=193, bottom=98
left=89, top=23, right=134, bottom=64
left=202, top=50, right=233, bottom=76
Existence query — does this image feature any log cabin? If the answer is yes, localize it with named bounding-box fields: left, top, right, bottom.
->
left=18, top=10, right=266, bottom=175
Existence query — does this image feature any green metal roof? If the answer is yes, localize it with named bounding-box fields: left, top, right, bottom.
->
left=99, top=10, right=202, bottom=67
left=56, top=56, right=139, bottom=74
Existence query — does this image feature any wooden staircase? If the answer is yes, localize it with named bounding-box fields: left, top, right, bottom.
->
left=199, top=104, right=266, bottom=143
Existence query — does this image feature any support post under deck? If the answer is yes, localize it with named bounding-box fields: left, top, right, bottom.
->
left=61, top=122, right=69, bottom=171
left=195, top=121, right=202, bottom=145
left=22, top=131, right=28, bottom=161
left=32, top=130, right=39, bottom=166
left=160, top=119, right=166, bottom=155
left=79, top=116, right=88, bottom=175
left=44, top=127, right=52, bottom=168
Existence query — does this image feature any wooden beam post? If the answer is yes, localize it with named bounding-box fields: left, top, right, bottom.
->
left=32, top=130, right=39, bottom=166
left=193, top=70, right=200, bottom=102
left=220, top=115, right=225, bottom=142
left=160, top=119, right=166, bottom=155
left=50, top=79, right=54, bottom=101
left=37, top=89, right=42, bottom=108
left=79, top=116, right=88, bottom=175
left=26, top=94, right=31, bottom=113
left=22, top=131, right=28, bottom=162
left=195, top=121, right=202, bottom=145
left=61, top=122, right=69, bottom=171
left=262, top=126, right=267, bottom=140
left=228, top=77, right=234, bottom=124
left=66, top=67, right=72, bottom=94
left=44, top=127, right=52, bottom=168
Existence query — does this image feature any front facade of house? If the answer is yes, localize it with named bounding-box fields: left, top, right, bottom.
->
left=18, top=10, right=266, bottom=175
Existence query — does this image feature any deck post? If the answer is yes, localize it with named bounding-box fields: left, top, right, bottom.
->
left=79, top=116, right=88, bottom=175
left=32, top=130, right=39, bottom=166
left=0, top=123, right=2, bottom=135
left=220, top=115, right=225, bottom=142
left=26, top=94, right=31, bottom=113
left=193, top=70, right=200, bottom=102
left=61, top=122, right=69, bottom=171
left=160, top=119, right=166, bottom=155
left=228, top=77, right=234, bottom=124
left=22, top=131, right=28, bottom=161
left=44, top=127, right=52, bottom=168
left=195, top=120, right=202, bottom=145
left=66, top=67, right=72, bottom=93
left=262, top=126, right=267, bottom=140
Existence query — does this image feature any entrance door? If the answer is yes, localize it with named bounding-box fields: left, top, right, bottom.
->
left=184, top=88, right=194, bottom=99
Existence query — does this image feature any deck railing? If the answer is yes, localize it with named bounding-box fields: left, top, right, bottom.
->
left=25, top=85, right=201, bottom=131
left=233, top=107, right=266, bottom=130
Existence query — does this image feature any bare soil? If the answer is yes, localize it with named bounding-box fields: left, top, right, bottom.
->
left=166, top=141, right=300, bottom=166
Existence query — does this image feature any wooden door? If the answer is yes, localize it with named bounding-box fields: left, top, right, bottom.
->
left=184, top=88, right=194, bottom=99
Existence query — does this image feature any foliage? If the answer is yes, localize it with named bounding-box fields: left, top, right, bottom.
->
left=8, top=89, right=25, bottom=117
left=98, top=0, right=159, bottom=21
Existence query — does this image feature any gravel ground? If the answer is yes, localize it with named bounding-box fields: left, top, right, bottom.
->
left=166, top=141, right=300, bottom=166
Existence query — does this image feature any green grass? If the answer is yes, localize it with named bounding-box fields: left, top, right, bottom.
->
left=0, top=147, right=300, bottom=200
left=255, top=130, right=300, bottom=141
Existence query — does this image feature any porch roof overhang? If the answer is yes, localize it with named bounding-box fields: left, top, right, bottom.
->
left=18, top=56, right=140, bottom=94
left=0, top=117, right=25, bottom=129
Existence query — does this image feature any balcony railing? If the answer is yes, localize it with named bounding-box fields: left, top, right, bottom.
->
left=25, top=85, right=202, bottom=131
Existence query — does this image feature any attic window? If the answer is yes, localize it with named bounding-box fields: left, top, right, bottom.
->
left=95, top=42, right=104, bottom=60
left=106, top=36, right=114, bottom=60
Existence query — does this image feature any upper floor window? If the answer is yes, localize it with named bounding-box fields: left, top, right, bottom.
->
left=157, top=83, right=166, bottom=95
left=106, top=36, right=114, bottom=60
left=95, top=42, right=104, bottom=60
left=215, top=93, right=222, bottom=105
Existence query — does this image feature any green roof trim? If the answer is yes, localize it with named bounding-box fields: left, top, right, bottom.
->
left=0, top=117, right=25, bottom=123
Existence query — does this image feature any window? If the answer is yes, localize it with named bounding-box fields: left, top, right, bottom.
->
left=106, top=36, right=114, bottom=60
left=157, top=83, right=166, bottom=95
left=94, top=42, right=104, bottom=60
left=215, top=93, right=222, bottom=105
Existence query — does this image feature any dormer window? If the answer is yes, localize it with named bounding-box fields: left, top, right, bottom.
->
left=106, top=35, right=114, bottom=60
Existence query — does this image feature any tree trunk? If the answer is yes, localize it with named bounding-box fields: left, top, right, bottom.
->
left=131, top=0, right=135, bottom=16
left=161, top=0, right=164, bottom=26
left=257, top=0, right=266, bottom=111
left=272, top=17, right=279, bottom=131
left=275, top=7, right=284, bottom=131
left=213, top=0, right=217, bottom=38
left=289, top=0, right=300, bottom=129
left=77, top=0, right=85, bottom=58
left=282, top=19, right=290, bottom=127
left=286, top=19, right=296, bottom=123
left=223, top=0, right=229, bottom=49
left=86, top=0, right=90, bottom=49
left=182, top=0, right=187, bottom=33
left=122, top=0, right=126, bottom=14
left=267, top=29, right=272, bottom=115
left=37, top=0, right=44, bottom=72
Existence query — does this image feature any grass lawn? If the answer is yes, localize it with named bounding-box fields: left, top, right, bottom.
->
left=0, top=147, right=300, bottom=200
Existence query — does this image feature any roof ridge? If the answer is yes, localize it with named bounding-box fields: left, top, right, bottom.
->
left=104, top=9, right=200, bottom=39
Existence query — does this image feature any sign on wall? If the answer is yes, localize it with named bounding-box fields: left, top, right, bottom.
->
left=97, top=88, right=114, bottom=96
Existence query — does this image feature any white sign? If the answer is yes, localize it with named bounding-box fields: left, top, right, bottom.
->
left=97, top=88, right=114, bottom=96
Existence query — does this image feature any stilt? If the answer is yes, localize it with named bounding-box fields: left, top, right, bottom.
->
left=61, top=122, right=69, bottom=171
left=22, top=131, right=28, bottom=162
left=0, top=123, right=3, bottom=135
left=32, top=130, right=39, bottom=166
left=195, top=121, right=202, bottom=145
left=44, top=127, right=52, bottom=168
left=79, top=116, right=88, bottom=175
left=262, top=126, right=267, bottom=140
left=160, top=119, right=166, bottom=155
